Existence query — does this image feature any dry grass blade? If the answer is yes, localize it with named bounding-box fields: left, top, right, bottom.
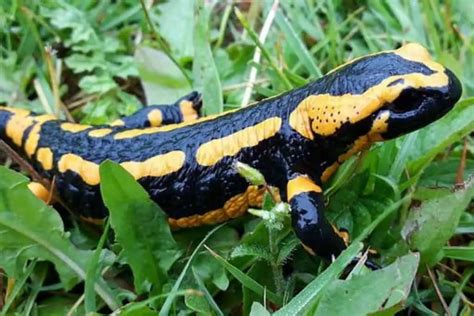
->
left=426, top=265, right=451, bottom=316
left=241, top=0, right=279, bottom=107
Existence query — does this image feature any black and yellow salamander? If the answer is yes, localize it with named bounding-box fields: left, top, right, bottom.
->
left=0, top=43, right=462, bottom=261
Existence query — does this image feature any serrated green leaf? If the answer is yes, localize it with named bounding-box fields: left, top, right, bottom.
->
left=402, top=177, right=474, bottom=265
left=314, top=253, right=420, bottom=316
left=0, top=166, right=119, bottom=309
left=99, top=161, right=181, bottom=294
left=79, top=74, right=117, bottom=94
left=65, top=53, right=107, bottom=73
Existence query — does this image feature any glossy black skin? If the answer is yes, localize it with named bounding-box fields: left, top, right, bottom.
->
left=0, top=51, right=462, bottom=261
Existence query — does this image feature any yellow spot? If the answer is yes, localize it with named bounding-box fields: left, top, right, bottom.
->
left=180, top=100, right=199, bottom=122
left=147, top=109, right=163, bottom=127
left=88, top=128, right=113, bottom=137
left=58, top=151, right=186, bottom=186
left=168, top=186, right=280, bottom=229
left=61, top=123, right=91, bottom=133
left=332, top=224, right=350, bottom=246
left=24, top=115, right=56, bottom=157
left=287, top=175, right=322, bottom=201
left=28, top=182, right=50, bottom=203
left=58, top=154, right=100, bottom=185
left=196, top=117, right=282, bottom=166
left=321, top=162, right=340, bottom=183
left=6, top=113, right=35, bottom=146
left=110, top=119, right=125, bottom=126
left=36, top=147, right=54, bottom=170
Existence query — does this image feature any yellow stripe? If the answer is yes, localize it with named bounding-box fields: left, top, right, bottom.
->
left=0, top=107, right=31, bottom=116
left=88, top=128, right=113, bottom=137
left=114, top=127, right=161, bottom=140
left=110, top=119, right=125, bottom=126
left=36, top=147, right=54, bottom=170
left=287, top=176, right=322, bottom=201
left=114, top=108, right=240, bottom=139
left=196, top=117, right=282, bottom=166
left=58, top=154, right=100, bottom=185
left=61, top=123, right=91, bottom=133
left=168, top=186, right=281, bottom=229
left=57, top=151, right=186, bottom=186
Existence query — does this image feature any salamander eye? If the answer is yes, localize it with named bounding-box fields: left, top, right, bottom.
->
left=388, top=89, right=425, bottom=113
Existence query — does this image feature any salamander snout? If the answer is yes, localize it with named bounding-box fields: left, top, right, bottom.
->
left=381, top=67, right=462, bottom=139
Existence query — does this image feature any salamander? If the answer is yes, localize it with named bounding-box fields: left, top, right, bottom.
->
left=0, top=43, right=462, bottom=261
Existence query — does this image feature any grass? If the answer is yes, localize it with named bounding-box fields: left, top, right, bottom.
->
left=0, top=0, right=473, bottom=315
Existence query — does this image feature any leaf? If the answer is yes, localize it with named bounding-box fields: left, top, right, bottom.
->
left=314, top=253, right=420, bottom=316
left=156, top=0, right=195, bottom=61
left=84, top=219, right=112, bottom=313
left=135, top=46, right=192, bottom=104
left=79, top=73, right=117, bottom=94
left=401, top=177, right=474, bottom=266
left=0, top=166, right=119, bottom=309
left=274, top=242, right=364, bottom=315
left=249, top=302, right=271, bottom=316
left=37, top=296, right=85, bottom=316
left=193, top=0, right=223, bottom=114
left=443, top=246, right=474, bottom=262
left=65, top=53, right=107, bottom=73
left=99, top=161, right=181, bottom=294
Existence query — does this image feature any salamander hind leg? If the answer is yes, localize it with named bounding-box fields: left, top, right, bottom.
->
left=110, top=91, right=202, bottom=128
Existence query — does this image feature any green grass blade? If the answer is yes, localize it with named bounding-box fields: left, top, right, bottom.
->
left=443, top=246, right=474, bottom=262
left=85, top=218, right=111, bottom=313
left=275, top=11, right=321, bottom=77
left=159, top=224, right=226, bottom=315
left=274, top=242, right=364, bottom=315
left=192, top=267, right=224, bottom=316
left=205, top=245, right=283, bottom=305
left=193, top=0, right=223, bottom=114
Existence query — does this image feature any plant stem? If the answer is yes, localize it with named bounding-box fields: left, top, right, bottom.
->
left=268, top=227, right=284, bottom=296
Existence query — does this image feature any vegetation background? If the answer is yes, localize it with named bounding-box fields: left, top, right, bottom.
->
left=0, top=0, right=473, bottom=315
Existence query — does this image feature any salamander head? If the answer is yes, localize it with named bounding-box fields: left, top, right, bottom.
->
left=302, top=43, right=462, bottom=141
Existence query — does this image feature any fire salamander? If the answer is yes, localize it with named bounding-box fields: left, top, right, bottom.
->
left=0, top=43, right=462, bottom=261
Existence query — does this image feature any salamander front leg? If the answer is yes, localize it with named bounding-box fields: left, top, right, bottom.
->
left=110, top=91, right=202, bottom=128
left=286, top=175, right=347, bottom=261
